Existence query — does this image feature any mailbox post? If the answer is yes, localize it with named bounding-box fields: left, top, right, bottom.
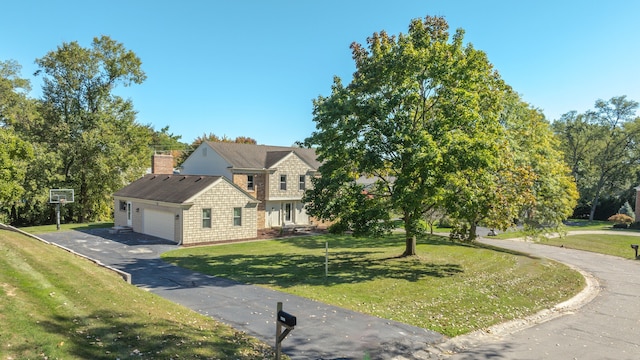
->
left=275, top=302, right=296, bottom=360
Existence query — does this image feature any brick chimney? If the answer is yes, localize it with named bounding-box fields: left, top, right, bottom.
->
left=152, top=153, right=174, bottom=174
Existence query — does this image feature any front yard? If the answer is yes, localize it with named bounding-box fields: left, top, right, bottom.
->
left=161, top=233, right=584, bottom=337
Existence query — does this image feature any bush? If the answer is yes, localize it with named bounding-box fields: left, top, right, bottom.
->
left=613, top=223, right=629, bottom=229
left=327, top=221, right=349, bottom=234
left=438, top=216, right=453, bottom=228
left=607, top=213, right=634, bottom=224
left=619, top=201, right=636, bottom=221
left=628, top=222, right=640, bottom=229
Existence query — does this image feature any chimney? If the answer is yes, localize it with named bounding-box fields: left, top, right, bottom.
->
left=152, top=153, right=174, bottom=174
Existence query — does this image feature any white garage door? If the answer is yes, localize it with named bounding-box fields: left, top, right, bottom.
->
left=143, top=209, right=175, bottom=241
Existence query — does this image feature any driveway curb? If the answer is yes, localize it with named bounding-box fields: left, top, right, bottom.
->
left=427, top=252, right=600, bottom=358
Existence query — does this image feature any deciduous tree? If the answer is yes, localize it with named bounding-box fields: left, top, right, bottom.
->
left=304, top=16, right=509, bottom=255
left=0, top=60, right=36, bottom=223
left=554, top=96, right=640, bottom=220
left=35, top=36, right=150, bottom=222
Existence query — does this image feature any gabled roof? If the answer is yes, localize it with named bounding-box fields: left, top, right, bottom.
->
left=206, top=142, right=321, bottom=170
left=265, top=151, right=294, bottom=168
left=114, top=174, right=233, bottom=204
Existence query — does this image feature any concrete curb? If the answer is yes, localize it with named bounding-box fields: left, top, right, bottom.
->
left=0, top=223, right=132, bottom=283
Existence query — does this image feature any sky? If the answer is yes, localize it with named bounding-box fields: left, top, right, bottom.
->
left=2, top=1, right=639, bottom=146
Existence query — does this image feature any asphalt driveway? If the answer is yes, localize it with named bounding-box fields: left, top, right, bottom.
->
left=38, top=228, right=444, bottom=360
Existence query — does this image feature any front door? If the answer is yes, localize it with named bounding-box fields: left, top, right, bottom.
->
left=126, top=202, right=132, bottom=226
left=284, top=203, right=293, bottom=223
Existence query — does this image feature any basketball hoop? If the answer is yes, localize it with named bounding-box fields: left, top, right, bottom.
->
left=49, top=188, right=74, bottom=230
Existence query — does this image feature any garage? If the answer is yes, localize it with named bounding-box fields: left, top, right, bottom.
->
left=114, top=174, right=260, bottom=245
left=143, top=209, right=175, bottom=242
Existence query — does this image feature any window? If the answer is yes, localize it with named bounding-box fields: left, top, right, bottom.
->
left=233, top=207, right=242, bottom=226
left=247, top=175, right=254, bottom=191
left=299, top=175, right=306, bottom=190
left=280, top=175, right=287, bottom=190
left=119, top=200, right=127, bottom=211
left=202, top=208, right=211, bottom=228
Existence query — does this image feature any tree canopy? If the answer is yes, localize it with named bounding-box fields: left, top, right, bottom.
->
left=30, top=36, right=151, bottom=222
left=304, top=16, right=578, bottom=255
left=0, top=37, right=175, bottom=225
left=553, top=96, right=640, bottom=220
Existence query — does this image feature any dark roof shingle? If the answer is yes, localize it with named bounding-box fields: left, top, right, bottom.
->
left=114, top=174, right=222, bottom=204
left=207, top=142, right=321, bottom=170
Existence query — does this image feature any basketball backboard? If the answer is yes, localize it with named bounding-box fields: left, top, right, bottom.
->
left=49, top=189, right=74, bottom=204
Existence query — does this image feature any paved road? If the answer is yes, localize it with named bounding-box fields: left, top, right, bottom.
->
left=35, top=228, right=640, bottom=359
left=37, top=228, right=444, bottom=360
left=439, top=234, right=640, bottom=360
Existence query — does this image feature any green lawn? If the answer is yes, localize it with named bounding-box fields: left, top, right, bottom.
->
left=541, top=233, right=640, bottom=259
left=162, top=233, right=584, bottom=337
left=17, top=221, right=113, bottom=234
left=0, top=229, right=276, bottom=360
left=494, top=220, right=616, bottom=239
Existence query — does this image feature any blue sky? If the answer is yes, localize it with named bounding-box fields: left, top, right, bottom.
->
left=2, top=1, right=639, bottom=146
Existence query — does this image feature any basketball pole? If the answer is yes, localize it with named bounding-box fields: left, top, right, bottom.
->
left=56, top=203, right=61, bottom=230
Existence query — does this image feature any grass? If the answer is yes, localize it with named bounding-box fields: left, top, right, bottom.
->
left=0, top=229, right=276, bottom=360
left=17, top=222, right=114, bottom=234
left=541, top=233, right=640, bottom=259
left=494, top=220, right=616, bottom=239
left=162, top=233, right=584, bottom=337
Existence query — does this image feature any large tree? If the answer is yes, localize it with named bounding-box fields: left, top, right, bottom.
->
left=438, top=92, right=578, bottom=240
left=554, top=96, right=640, bottom=220
left=0, top=60, right=36, bottom=223
left=499, top=94, right=579, bottom=229
left=304, top=16, right=510, bottom=255
left=34, top=36, right=150, bottom=222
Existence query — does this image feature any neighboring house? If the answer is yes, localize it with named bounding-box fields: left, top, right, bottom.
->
left=113, top=173, right=259, bottom=245
left=180, top=142, right=321, bottom=229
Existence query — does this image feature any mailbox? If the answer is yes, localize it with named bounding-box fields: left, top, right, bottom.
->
left=632, top=244, right=639, bottom=258
left=278, top=310, right=297, bottom=327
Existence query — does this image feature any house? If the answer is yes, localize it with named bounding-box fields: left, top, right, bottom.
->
left=180, top=142, right=321, bottom=229
left=113, top=173, right=259, bottom=245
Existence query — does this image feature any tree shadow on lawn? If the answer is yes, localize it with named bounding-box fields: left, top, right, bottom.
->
left=163, top=250, right=463, bottom=288
left=276, top=232, right=464, bottom=250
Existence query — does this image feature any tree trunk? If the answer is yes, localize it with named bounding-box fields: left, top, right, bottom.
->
left=589, top=188, right=603, bottom=221
left=402, top=211, right=417, bottom=256
left=403, top=233, right=417, bottom=256
left=469, top=222, right=477, bottom=241
left=79, top=172, right=87, bottom=223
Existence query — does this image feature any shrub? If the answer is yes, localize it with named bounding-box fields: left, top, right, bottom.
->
left=327, top=221, right=349, bottom=234
left=607, top=213, right=634, bottom=224
left=438, top=215, right=453, bottom=228
left=619, top=201, right=636, bottom=221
